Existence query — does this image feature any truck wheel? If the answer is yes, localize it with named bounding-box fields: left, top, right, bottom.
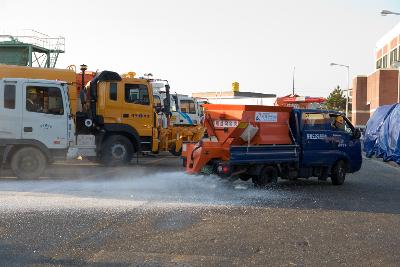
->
left=253, top=166, right=278, bottom=187
left=331, top=160, right=346, bottom=185
left=101, top=135, right=134, bottom=166
left=11, top=147, right=47, bottom=179
left=169, top=143, right=182, bottom=156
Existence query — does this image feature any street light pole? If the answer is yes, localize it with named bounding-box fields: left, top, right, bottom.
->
left=346, top=66, right=350, bottom=117
left=292, top=66, right=295, bottom=95
left=330, top=63, right=350, bottom=117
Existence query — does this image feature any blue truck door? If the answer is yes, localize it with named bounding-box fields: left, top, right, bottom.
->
left=329, top=114, right=362, bottom=172
left=301, top=111, right=333, bottom=166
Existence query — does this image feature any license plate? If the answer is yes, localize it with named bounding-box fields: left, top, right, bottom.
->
left=213, top=120, right=239, bottom=128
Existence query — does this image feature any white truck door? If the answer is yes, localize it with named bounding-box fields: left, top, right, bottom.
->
left=0, top=81, right=22, bottom=139
left=22, top=82, right=69, bottom=149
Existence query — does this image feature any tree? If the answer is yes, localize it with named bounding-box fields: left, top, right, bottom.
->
left=326, top=86, right=347, bottom=112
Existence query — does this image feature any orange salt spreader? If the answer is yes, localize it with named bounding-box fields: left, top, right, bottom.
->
left=182, top=104, right=293, bottom=174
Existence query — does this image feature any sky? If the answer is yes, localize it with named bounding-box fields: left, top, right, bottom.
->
left=1, top=0, right=400, bottom=97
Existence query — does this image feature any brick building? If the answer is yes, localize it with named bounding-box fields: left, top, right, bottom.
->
left=352, top=22, right=400, bottom=126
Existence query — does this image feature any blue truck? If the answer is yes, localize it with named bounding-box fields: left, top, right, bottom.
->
left=185, top=107, right=362, bottom=186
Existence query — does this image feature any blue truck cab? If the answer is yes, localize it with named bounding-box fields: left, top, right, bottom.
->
left=224, top=109, right=362, bottom=186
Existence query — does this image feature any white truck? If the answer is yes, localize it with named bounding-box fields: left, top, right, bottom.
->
left=151, top=81, right=203, bottom=126
left=0, top=78, right=77, bottom=178
left=174, top=93, right=203, bottom=125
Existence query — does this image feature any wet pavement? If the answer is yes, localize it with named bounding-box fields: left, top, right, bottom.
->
left=0, top=155, right=399, bottom=266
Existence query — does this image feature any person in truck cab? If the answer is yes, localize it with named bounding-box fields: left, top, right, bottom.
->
left=332, top=115, right=345, bottom=131
left=26, top=90, right=42, bottom=113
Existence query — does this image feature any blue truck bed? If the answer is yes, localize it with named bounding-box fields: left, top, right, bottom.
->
left=229, top=145, right=299, bottom=165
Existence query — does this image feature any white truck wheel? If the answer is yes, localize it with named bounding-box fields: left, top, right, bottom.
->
left=11, top=147, right=47, bottom=179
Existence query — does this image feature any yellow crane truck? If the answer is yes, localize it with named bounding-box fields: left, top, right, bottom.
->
left=0, top=64, right=203, bottom=169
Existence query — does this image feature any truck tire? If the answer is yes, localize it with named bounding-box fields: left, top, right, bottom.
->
left=253, top=165, right=278, bottom=187
left=331, top=160, right=346, bottom=185
left=101, top=135, right=134, bottom=166
left=11, top=147, right=47, bottom=179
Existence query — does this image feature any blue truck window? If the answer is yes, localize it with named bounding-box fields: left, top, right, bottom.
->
left=302, top=113, right=331, bottom=130
left=329, top=114, right=352, bottom=134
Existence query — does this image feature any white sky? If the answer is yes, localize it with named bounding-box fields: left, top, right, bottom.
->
left=1, top=0, right=399, bottom=97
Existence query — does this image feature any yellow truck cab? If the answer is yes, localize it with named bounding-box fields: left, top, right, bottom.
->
left=81, top=71, right=203, bottom=163
left=74, top=71, right=159, bottom=165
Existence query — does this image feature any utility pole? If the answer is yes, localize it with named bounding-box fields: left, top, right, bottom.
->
left=292, top=66, right=295, bottom=95
left=330, top=63, right=350, bottom=117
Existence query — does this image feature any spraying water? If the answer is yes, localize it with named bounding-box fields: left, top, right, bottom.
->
left=0, top=160, right=305, bottom=212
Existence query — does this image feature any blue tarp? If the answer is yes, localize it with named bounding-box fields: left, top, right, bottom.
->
left=364, top=103, right=400, bottom=164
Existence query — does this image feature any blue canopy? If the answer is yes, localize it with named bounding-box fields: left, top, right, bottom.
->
left=364, top=103, right=400, bottom=164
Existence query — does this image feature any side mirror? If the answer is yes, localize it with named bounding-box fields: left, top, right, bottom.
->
left=353, top=128, right=361, bottom=139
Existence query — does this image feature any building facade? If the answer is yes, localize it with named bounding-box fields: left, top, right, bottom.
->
left=352, top=22, right=400, bottom=126
left=375, top=22, right=400, bottom=69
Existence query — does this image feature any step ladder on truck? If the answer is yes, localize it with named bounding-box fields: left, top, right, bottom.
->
left=182, top=104, right=362, bottom=186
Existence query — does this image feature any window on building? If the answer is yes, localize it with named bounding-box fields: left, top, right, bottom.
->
left=376, top=58, right=382, bottom=69
left=124, top=83, right=150, bottom=105
left=4, top=84, right=16, bottom=109
left=383, top=55, right=388, bottom=68
left=109, top=82, right=117, bottom=101
left=390, top=51, right=394, bottom=66
left=180, top=99, right=197, bottom=114
left=26, top=86, right=64, bottom=115
left=390, top=49, right=398, bottom=66
left=398, top=46, right=400, bottom=62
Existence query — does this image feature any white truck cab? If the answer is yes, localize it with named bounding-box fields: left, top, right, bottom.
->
left=0, top=78, right=75, bottom=178
left=151, top=81, right=203, bottom=126
left=173, top=94, right=203, bottom=125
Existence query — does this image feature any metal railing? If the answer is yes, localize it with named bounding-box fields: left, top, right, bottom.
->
left=0, top=29, right=65, bottom=52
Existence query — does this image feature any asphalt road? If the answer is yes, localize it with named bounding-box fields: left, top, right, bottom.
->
left=0, top=155, right=399, bottom=266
